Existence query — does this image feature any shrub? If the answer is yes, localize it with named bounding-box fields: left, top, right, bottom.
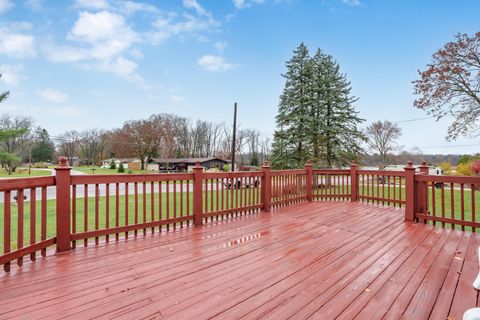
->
left=33, top=162, right=49, bottom=168
left=457, top=163, right=472, bottom=176
left=128, top=169, right=133, bottom=174
left=109, top=159, right=116, bottom=169
left=438, top=162, right=452, bottom=174
left=471, top=160, right=480, bottom=175
left=117, top=162, right=125, bottom=173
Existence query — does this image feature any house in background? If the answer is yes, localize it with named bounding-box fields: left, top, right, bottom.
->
left=147, top=157, right=232, bottom=172
left=100, top=158, right=142, bottom=170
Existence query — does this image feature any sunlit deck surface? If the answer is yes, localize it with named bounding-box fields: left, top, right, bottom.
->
left=1, top=202, right=479, bottom=320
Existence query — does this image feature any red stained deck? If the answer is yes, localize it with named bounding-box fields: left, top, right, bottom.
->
left=1, top=202, right=479, bottom=320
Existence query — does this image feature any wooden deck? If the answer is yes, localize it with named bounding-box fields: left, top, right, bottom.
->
left=1, top=202, right=479, bottom=320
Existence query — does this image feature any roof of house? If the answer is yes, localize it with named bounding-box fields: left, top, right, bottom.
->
left=149, top=157, right=229, bottom=164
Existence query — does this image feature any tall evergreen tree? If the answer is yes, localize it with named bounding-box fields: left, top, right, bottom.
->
left=31, top=127, right=55, bottom=163
left=271, top=43, right=313, bottom=168
left=272, top=45, right=365, bottom=169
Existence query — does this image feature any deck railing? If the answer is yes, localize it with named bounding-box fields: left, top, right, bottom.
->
left=1, top=157, right=479, bottom=272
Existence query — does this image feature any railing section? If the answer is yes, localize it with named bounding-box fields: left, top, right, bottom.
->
left=202, top=172, right=263, bottom=222
left=270, top=169, right=308, bottom=208
left=69, top=173, right=194, bottom=247
left=0, top=176, right=56, bottom=272
left=313, top=169, right=351, bottom=201
left=415, top=175, right=480, bottom=231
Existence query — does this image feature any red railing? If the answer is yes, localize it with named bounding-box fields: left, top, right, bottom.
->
left=1, top=158, right=479, bottom=272
left=313, top=169, right=351, bottom=201
left=0, top=176, right=56, bottom=272
left=414, top=174, right=480, bottom=231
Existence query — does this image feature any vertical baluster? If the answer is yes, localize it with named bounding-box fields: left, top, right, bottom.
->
left=158, top=180, right=162, bottom=232
left=180, top=180, right=184, bottom=228
left=41, top=187, right=47, bottom=256
left=204, top=178, right=208, bottom=217
left=95, top=184, right=99, bottom=245
left=382, top=175, right=385, bottom=206
left=215, top=179, right=219, bottom=220
left=210, top=178, right=214, bottom=220
left=399, top=177, right=403, bottom=208
left=431, top=183, right=436, bottom=227
left=186, top=181, right=190, bottom=227
left=143, top=182, right=147, bottom=235
left=450, top=182, right=455, bottom=229
left=441, top=184, right=445, bottom=228
left=472, top=184, right=476, bottom=232
left=393, top=176, right=396, bottom=207
left=17, top=189, right=24, bottom=266
left=29, top=188, right=36, bottom=261
left=173, top=180, right=177, bottom=229
left=387, top=176, right=391, bottom=206
left=105, top=184, right=109, bottom=243
left=134, top=182, right=138, bottom=237
left=460, top=183, right=465, bottom=231
left=4, top=191, right=11, bottom=272
left=150, top=182, right=154, bottom=233
left=115, top=183, right=119, bottom=241
left=125, top=182, right=129, bottom=239
left=166, top=180, right=170, bottom=231
left=84, top=185, right=88, bottom=246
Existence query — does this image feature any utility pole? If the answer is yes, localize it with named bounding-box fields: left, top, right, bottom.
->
left=231, top=102, right=237, bottom=172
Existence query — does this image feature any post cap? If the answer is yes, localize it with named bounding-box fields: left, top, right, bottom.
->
left=408, top=160, right=413, bottom=166
left=262, top=160, right=270, bottom=168
left=351, top=160, right=357, bottom=167
left=305, top=160, right=312, bottom=167
left=194, top=161, right=202, bottom=168
left=421, top=161, right=427, bottom=167
left=404, top=160, right=415, bottom=170
left=59, top=156, right=68, bottom=167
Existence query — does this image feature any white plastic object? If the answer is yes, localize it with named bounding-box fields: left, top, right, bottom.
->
left=464, top=308, right=480, bottom=320
left=475, top=247, right=480, bottom=290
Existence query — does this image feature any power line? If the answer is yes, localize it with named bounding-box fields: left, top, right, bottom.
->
left=396, top=116, right=436, bottom=123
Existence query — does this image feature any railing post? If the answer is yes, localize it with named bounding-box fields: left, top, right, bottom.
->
left=350, top=161, right=358, bottom=202
left=55, top=157, right=71, bottom=253
left=261, top=161, right=271, bottom=212
left=417, top=161, right=429, bottom=219
left=304, top=161, right=313, bottom=202
left=404, top=161, right=416, bottom=222
left=193, top=161, right=203, bottom=226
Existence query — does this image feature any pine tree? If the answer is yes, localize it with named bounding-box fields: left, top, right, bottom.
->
left=271, top=43, right=313, bottom=168
left=310, top=50, right=365, bottom=167
left=117, top=162, right=125, bottom=173
left=272, top=45, right=365, bottom=169
left=32, top=127, right=55, bottom=163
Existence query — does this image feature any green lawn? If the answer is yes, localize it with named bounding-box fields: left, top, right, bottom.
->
left=0, top=168, right=51, bottom=178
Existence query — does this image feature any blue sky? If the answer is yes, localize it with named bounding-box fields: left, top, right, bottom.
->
left=0, top=0, right=479, bottom=154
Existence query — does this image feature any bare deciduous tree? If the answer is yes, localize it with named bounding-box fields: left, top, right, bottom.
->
left=365, top=120, right=402, bottom=168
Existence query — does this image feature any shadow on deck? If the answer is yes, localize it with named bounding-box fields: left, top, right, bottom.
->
left=1, top=202, right=478, bottom=320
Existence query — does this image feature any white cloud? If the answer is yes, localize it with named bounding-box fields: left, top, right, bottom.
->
left=24, top=0, right=43, bottom=11
left=37, top=88, right=70, bottom=103
left=148, top=12, right=219, bottom=45
left=0, top=25, right=36, bottom=58
left=75, top=0, right=110, bottom=10
left=117, top=1, right=159, bottom=15
left=198, top=55, right=235, bottom=72
left=342, top=0, right=362, bottom=6
left=233, top=0, right=265, bottom=9
left=0, top=64, right=24, bottom=86
left=69, top=11, right=135, bottom=43
left=0, top=0, right=13, bottom=13
left=214, top=41, right=227, bottom=52
left=183, top=0, right=209, bottom=17
left=169, top=95, right=186, bottom=103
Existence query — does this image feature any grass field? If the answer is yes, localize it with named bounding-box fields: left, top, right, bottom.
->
left=0, top=169, right=51, bottom=178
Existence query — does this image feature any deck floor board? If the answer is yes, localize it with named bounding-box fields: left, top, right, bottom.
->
left=1, top=202, right=479, bottom=320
